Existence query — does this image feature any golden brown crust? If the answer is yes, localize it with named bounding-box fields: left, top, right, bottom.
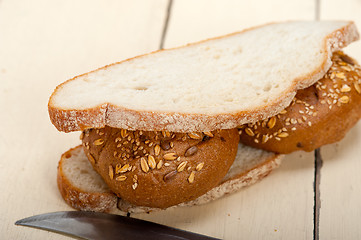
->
left=57, top=146, right=117, bottom=212
left=239, top=52, right=361, bottom=153
left=48, top=21, right=359, bottom=133
left=82, top=127, right=239, bottom=209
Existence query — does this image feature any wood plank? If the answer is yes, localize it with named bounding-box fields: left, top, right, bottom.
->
left=0, top=1, right=167, bottom=239
left=319, top=1, right=361, bottom=239
left=134, top=0, right=317, bottom=239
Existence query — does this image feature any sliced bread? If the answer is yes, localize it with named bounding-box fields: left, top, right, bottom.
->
left=57, top=145, right=283, bottom=214
left=49, top=21, right=359, bottom=133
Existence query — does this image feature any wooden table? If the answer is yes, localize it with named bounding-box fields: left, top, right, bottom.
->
left=1, top=0, right=361, bottom=239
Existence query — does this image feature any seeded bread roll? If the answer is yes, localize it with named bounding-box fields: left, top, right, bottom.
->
left=57, top=144, right=283, bottom=214
left=239, top=51, right=361, bottom=153
left=81, top=127, right=239, bottom=208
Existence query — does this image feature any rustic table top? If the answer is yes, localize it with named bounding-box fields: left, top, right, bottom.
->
left=1, top=0, right=361, bottom=239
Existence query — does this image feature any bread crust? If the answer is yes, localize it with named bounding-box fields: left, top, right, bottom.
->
left=239, top=52, right=361, bottom=153
left=48, top=21, right=359, bottom=133
left=57, top=146, right=118, bottom=212
left=82, top=127, right=239, bottom=208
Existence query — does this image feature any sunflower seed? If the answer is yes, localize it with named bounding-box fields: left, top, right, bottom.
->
left=163, top=170, right=177, bottom=181
left=184, top=146, right=198, bottom=157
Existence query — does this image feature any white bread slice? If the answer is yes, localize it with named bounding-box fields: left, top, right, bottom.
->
left=49, top=21, right=359, bottom=133
left=57, top=145, right=283, bottom=214
left=57, top=146, right=117, bottom=212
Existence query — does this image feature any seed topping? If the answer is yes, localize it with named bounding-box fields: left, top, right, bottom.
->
left=163, top=152, right=178, bottom=160
left=93, top=139, right=104, bottom=145
left=196, top=162, right=204, bottom=171
left=177, top=161, right=187, bottom=172
left=184, top=146, right=198, bottom=157
left=188, top=171, right=195, bottom=183
left=148, top=155, right=156, bottom=169
left=140, top=157, right=149, bottom=173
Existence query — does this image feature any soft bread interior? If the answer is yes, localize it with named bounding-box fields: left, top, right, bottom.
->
left=59, top=144, right=283, bottom=214
left=61, top=147, right=111, bottom=193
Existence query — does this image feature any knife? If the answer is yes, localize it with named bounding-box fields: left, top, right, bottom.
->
left=15, top=211, right=221, bottom=240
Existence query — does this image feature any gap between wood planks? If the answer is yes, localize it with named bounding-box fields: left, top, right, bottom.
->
left=314, top=1, right=322, bottom=240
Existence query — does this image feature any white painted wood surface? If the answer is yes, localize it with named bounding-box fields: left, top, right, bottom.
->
left=319, top=1, right=361, bottom=239
left=0, top=0, right=360, bottom=239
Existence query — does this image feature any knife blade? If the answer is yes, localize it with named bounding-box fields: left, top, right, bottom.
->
left=15, top=211, right=221, bottom=240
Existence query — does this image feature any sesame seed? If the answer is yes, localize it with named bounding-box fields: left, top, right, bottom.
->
left=188, top=132, right=203, bottom=140
left=88, top=154, right=95, bottom=164
left=339, top=95, right=349, bottom=103
left=116, top=163, right=130, bottom=174
left=140, top=157, right=149, bottom=173
left=116, top=175, right=127, bottom=181
left=121, top=129, right=127, bottom=138
left=203, top=132, right=214, bottom=137
left=148, top=155, right=156, bottom=169
left=196, top=162, right=204, bottom=171
left=245, top=128, right=255, bottom=136
left=254, top=139, right=259, bottom=143
left=108, top=165, right=114, bottom=180
left=164, top=163, right=170, bottom=167
left=163, top=152, right=178, bottom=160
left=93, top=139, right=104, bottom=146
left=308, top=122, right=312, bottom=126
left=267, top=117, right=276, bottom=129
left=132, top=182, right=138, bottom=190
left=291, top=127, right=296, bottom=131
left=336, top=72, right=346, bottom=79
left=157, top=160, right=163, bottom=169
left=177, top=161, right=187, bottom=172
left=154, top=145, right=161, bottom=156
left=262, top=135, right=269, bottom=144
left=188, top=171, right=196, bottom=183
left=278, top=132, right=289, bottom=138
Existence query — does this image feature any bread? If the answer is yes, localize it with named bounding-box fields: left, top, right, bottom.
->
left=57, top=145, right=283, bottom=213
left=81, top=127, right=239, bottom=208
left=48, top=21, right=359, bottom=133
left=239, top=51, right=361, bottom=153
left=57, top=146, right=117, bottom=212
